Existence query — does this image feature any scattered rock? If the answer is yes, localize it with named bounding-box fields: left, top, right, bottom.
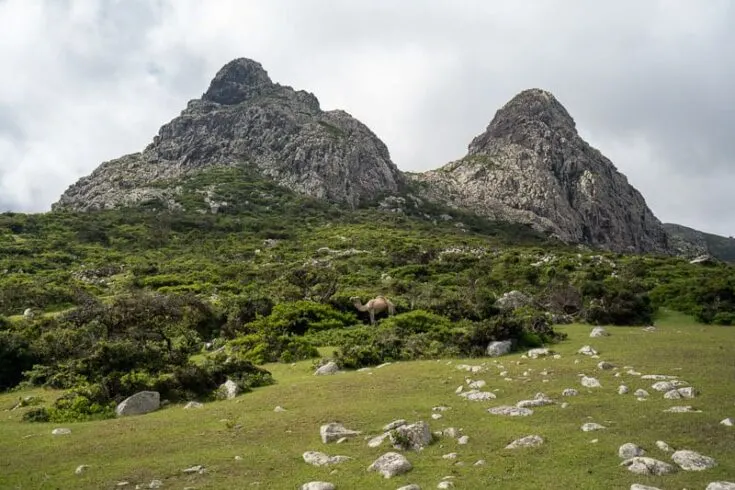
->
left=397, top=485, right=421, bottom=490
left=578, top=345, right=598, bottom=356
left=619, top=443, right=646, bottom=459
left=581, top=376, right=602, bottom=388
left=455, top=364, right=486, bottom=373
left=656, top=440, right=673, bottom=452
left=384, top=420, right=407, bottom=431
left=641, top=374, right=676, bottom=380
left=590, top=327, right=609, bottom=338
left=218, top=380, right=239, bottom=400
left=367, top=452, right=412, bottom=478
left=314, top=361, right=340, bottom=376
left=720, top=417, right=734, bottom=426
left=432, top=406, right=451, bottom=412
left=52, top=428, right=72, bottom=435
left=474, top=459, right=486, bottom=466
left=302, top=451, right=351, bottom=466
left=663, top=406, right=701, bottom=413
left=467, top=379, right=486, bottom=389
left=620, top=457, right=677, bottom=476
left=368, top=433, right=390, bottom=448
left=183, top=401, right=203, bottom=409
left=630, top=485, right=662, bottom=490
left=459, top=390, right=496, bottom=401
left=706, top=483, right=735, bottom=490
left=442, top=453, right=457, bottom=460
left=486, top=340, right=512, bottom=357
left=562, top=388, right=579, bottom=396
left=487, top=406, right=533, bottom=416
left=274, top=406, right=286, bottom=412
left=431, top=414, right=442, bottom=420
left=618, top=385, right=629, bottom=395
left=651, top=381, right=676, bottom=392
left=320, top=423, right=361, bottom=443
left=597, top=361, right=615, bottom=370
left=506, top=435, right=544, bottom=449
left=182, top=465, right=206, bottom=474
left=299, top=482, right=336, bottom=490
left=116, top=391, right=161, bottom=416
left=671, top=449, right=717, bottom=471
left=643, top=326, right=657, bottom=332
left=148, top=480, right=164, bottom=489
left=495, top=290, right=531, bottom=311
left=442, top=427, right=459, bottom=438
left=581, top=423, right=606, bottom=432
left=437, top=481, right=454, bottom=489
left=633, top=389, right=649, bottom=398
left=457, top=435, right=469, bottom=445
left=561, top=402, right=569, bottom=409
left=516, top=392, right=553, bottom=408
left=75, top=465, right=89, bottom=475
left=527, top=348, right=552, bottom=359
left=389, top=421, right=432, bottom=451
left=663, top=387, right=697, bottom=399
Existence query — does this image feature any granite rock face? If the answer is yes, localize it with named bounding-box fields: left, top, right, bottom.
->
left=54, top=58, right=403, bottom=211
left=411, top=89, right=670, bottom=253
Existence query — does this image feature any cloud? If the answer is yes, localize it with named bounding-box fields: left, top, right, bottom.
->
left=1, top=0, right=733, bottom=236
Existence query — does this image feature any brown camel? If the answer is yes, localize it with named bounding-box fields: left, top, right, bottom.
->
left=350, top=295, right=396, bottom=325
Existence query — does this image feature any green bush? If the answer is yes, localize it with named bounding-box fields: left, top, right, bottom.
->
left=246, top=301, right=358, bottom=336
left=0, top=331, right=37, bottom=390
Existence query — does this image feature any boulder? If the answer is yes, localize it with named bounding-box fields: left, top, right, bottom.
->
left=389, top=421, right=432, bottom=451
left=320, top=423, right=360, bottom=443
left=578, top=345, right=598, bottom=356
left=367, top=452, right=412, bottom=478
left=184, top=401, right=203, bottom=409
left=300, top=482, right=336, bottom=490
left=630, top=485, right=661, bottom=490
left=495, top=291, right=531, bottom=311
left=487, top=406, right=533, bottom=416
left=115, top=391, right=160, bottom=417
left=218, top=379, right=239, bottom=399
left=590, top=326, right=609, bottom=338
left=505, top=435, right=544, bottom=449
left=314, top=361, right=340, bottom=376
left=581, top=423, right=606, bottom=432
left=618, top=443, right=646, bottom=459
left=458, top=390, right=495, bottom=401
left=527, top=347, right=552, bottom=359
left=581, top=376, right=602, bottom=388
left=486, top=340, right=512, bottom=357
left=656, top=440, right=673, bottom=452
left=620, top=457, right=677, bottom=476
left=302, top=451, right=351, bottom=466
left=618, top=385, right=629, bottom=395
left=707, top=483, right=735, bottom=490
left=562, top=388, right=579, bottom=396
left=671, top=449, right=717, bottom=471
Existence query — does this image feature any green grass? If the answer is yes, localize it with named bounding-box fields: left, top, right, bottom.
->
left=1, top=314, right=734, bottom=489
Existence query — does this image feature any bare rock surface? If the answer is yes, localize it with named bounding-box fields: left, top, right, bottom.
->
left=320, top=423, right=361, bottom=443
left=619, top=443, right=646, bottom=459
left=505, top=435, right=544, bottom=449
left=302, top=451, right=351, bottom=467
left=671, top=449, right=717, bottom=471
left=300, top=482, right=336, bottom=490
left=116, top=391, right=160, bottom=417
left=620, top=457, right=677, bottom=476
left=368, top=452, right=413, bottom=478
left=488, top=406, right=533, bottom=416
left=389, top=421, right=432, bottom=451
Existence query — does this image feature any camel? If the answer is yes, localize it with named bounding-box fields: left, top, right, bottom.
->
left=350, top=295, right=395, bottom=325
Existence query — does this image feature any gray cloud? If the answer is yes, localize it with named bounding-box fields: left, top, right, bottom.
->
left=1, top=0, right=733, bottom=236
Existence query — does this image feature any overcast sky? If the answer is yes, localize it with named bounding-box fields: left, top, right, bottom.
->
left=1, top=0, right=733, bottom=236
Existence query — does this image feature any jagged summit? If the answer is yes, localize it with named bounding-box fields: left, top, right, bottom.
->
left=469, top=89, right=576, bottom=153
left=202, top=58, right=274, bottom=105
left=411, top=89, right=670, bottom=253
left=54, top=58, right=402, bottom=211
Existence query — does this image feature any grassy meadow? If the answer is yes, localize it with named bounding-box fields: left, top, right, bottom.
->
left=1, top=310, right=733, bottom=490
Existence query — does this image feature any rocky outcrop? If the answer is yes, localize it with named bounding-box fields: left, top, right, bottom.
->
left=410, top=89, right=669, bottom=253
left=53, top=58, right=403, bottom=211
left=664, top=223, right=735, bottom=262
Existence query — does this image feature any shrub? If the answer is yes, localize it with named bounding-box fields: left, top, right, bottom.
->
left=246, top=301, right=358, bottom=336
left=0, top=331, right=37, bottom=390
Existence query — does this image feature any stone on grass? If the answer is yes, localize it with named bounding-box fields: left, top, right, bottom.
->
left=274, top=406, right=286, bottom=412
left=651, top=381, right=676, bottom=392
left=75, top=465, right=89, bottom=475
left=664, top=406, right=701, bottom=413
left=320, top=423, right=361, bottom=443
left=505, top=435, right=544, bottom=449
left=488, top=406, right=533, bottom=416
left=116, top=391, right=160, bottom=416
left=148, top=480, right=163, bottom=488
left=314, top=361, right=340, bottom=376
left=633, top=389, right=649, bottom=398
left=397, top=485, right=421, bottom=490
left=581, top=376, right=602, bottom=388
left=671, top=449, right=717, bottom=471
left=389, top=421, right=432, bottom=451
left=302, top=451, right=351, bottom=466
left=458, top=435, right=469, bottom=445
left=383, top=419, right=407, bottom=431
left=527, top=348, right=552, bottom=359
left=516, top=392, right=553, bottom=408
left=300, top=482, right=336, bottom=490
left=562, top=388, right=579, bottom=396
left=431, top=413, right=442, bottom=420
left=618, top=385, right=629, bottom=395
left=442, top=453, right=457, bottom=459
left=619, top=443, right=646, bottom=459
left=368, top=433, right=390, bottom=448
left=467, top=379, right=486, bottom=389
left=578, top=345, right=598, bottom=356
left=721, top=418, right=734, bottom=426
left=581, top=423, right=606, bottom=432
left=620, top=457, right=677, bottom=476
left=458, top=390, right=496, bottom=401
left=641, top=374, right=676, bottom=380
left=486, top=340, right=512, bottom=357
left=52, top=428, right=71, bottom=435
left=597, top=361, right=615, bottom=370
left=656, top=440, right=673, bottom=452
left=182, top=465, right=206, bottom=474
left=184, top=401, right=203, bottom=409
left=707, top=483, right=735, bottom=490
left=432, top=406, right=450, bottom=412
left=630, top=485, right=662, bottom=490
left=218, top=380, right=239, bottom=400
left=368, top=452, right=412, bottom=478
left=590, top=326, right=609, bottom=338
left=442, top=427, right=459, bottom=438
left=437, top=481, right=454, bottom=489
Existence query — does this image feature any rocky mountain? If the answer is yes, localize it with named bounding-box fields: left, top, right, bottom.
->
left=664, top=223, right=735, bottom=262
left=53, top=58, right=403, bottom=211
left=409, top=89, right=670, bottom=254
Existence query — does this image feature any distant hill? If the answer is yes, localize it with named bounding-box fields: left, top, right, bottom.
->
left=664, top=223, right=735, bottom=262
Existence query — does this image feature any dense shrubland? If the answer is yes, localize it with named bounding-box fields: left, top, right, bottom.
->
left=1, top=166, right=734, bottom=420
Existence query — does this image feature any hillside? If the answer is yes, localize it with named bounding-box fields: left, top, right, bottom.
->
left=664, top=223, right=735, bottom=262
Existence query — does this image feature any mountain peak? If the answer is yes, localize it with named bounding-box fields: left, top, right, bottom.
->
left=469, top=88, right=576, bottom=154
left=203, top=58, right=273, bottom=105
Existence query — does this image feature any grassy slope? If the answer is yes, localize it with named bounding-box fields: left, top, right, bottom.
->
left=1, top=311, right=733, bottom=490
